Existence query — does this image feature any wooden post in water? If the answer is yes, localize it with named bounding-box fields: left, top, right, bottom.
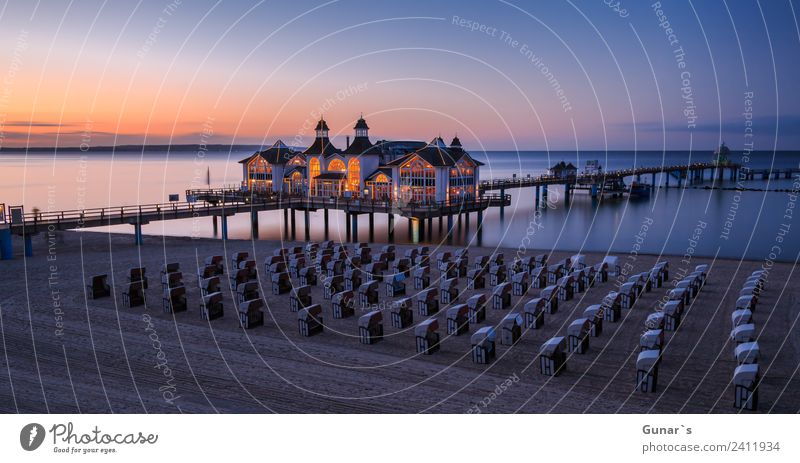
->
left=351, top=213, right=358, bottom=242
left=290, top=209, right=296, bottom=240
left=304, top=209, right=310, bottom=241
left=323, top=209, right=329, bottom=240
left=368, top=213, right=374, bottom=242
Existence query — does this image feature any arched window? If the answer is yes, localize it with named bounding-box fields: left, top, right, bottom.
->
left=309, top=157, right=320, bottom=179
left=375, top=173, right=389, bottom=183
left=347, top=158, right=360, bottom=193
left=328, top=159, right=345, bottom=172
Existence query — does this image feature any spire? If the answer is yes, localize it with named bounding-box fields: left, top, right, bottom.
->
left=315, top=117, right=329, bottom=138
left=450, top=135, right=462, bottom=147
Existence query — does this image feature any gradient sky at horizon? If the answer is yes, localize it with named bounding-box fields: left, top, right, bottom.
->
left=0, top=0, right=799, bottom=150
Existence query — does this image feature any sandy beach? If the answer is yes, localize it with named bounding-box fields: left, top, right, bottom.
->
left=0, top=230, right=797, bottom=414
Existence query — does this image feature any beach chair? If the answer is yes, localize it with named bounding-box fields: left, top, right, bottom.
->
left=446, top=304, right=469, bottom=335
left=358, top=310, right=383, bottom=345
left=435, top=252, right=451, bottom=272
left=404, top=248, right=418, bottom=263
left=471, top=327, right=496, bottom=364
left=315, top=254, right=331, bottom=275
left=161, top=271, right=184, bottom=290
left=541, top=285, right=558, bottom=313
left=467, top=294, right=486, bottom=324
left=386, top=273, right=406, bottom=297
left=304, top=243, right=319, bottom=260
left=128, top=267, right=148, bottom=289
left=736, top=295, right=756, bottom=312
left=524, top=298, right=546, bottom=329
left=602, top=256, right=620, bottom=277
left=619, top=282, right=637, bottom=308
left=230, top=268, right=255, bottom=290
left=197, top=265, right=218, bottom=283
left=512, top=271, right=530, bottom=296
left=640, top=329, right=664, bottom=353
left=473, top=255, right=489, bottom=271
left=440, top=260, right=456, bottom=279
left=289, top=285, right=312, bottom=312
left=231, top=252, right=249, bottom=268
left=415, top=319, right=440, bottom=355
left=122, top=281, right=146, bottom=308
left=540, top=337, right=566, bottom=376
left=326, top=259, right=344, bottom=278
left=440, top=277, right=459, bottom=305
left=417, top=287, right=439, bottom=316
left=734, top=342, right=759, bottom=365
left=455, top=248, right=468, bottom=262
left=160, top=262, right=180, bottom=275
left=529, top=266, right=547, bottom=289
left=203, top=255, right=224, bottom=275
left=271, top=272, right=291, bottom=295
left=570, top=254, right=586, bottom=270
left=592, top=261, right=608, bottom=283
left=731, top=309, right=753, bottom=330
left=346, top=256, right=362, bottom=271
left=236, top=281, right=259, bottom=304
left=636, top=350, right=660, bottom=392
left=331, top=290, right=355, bottom=319
left=393, top=258, right=411, bottom=277
left=467, top=268, right=485, bottom=290
left=414, top=254, right=430, bottom=268
left=500, top=313, right=522, bottom=346
left=263, top=255, right=282, bottom=278
left=492, top=282, right=512, bottom=310
left=162, top=286, right=187, bottom=313
left=733, top=364, right=759, bottom=410
left=87, top=274, right=110, bottom=299
left=730, top=323, right=756, bottom=345
left=534, top=253, right=548, bottom=268
left=569, top=270, right=585, bottom=294
left=288, top=255, right=306, bottom=278
left=381, top=245, right=396, bottom=262
left=299, top=266, right=317, bottom=286
left=390, top=297, right=413, bottom=329
left=546, top=264, right=563, bottom=285
left=557, top=275, right=574, bottom=301
left=413, top=266, right=430, bottom=290
left=298, top=304, right=324, bottom=337
left=345, top=267, right=363, bottom=291
left=238, top=298, right=264, bottom=329
left=453, top=258, right=468, bottom=278
left=323, top=275, right=344, bottom=300
left=582, top=305, right=604, bottom=337
left=489, top=264, right=506, bottom=286
left=580, top=266, right=596, bottom=288
left=601, top=291, right=621, bottom=322
left=200, top=292, right=223, bottom=320
left=364, top=262, right=385, bottom=282
left=663, top=300, right=683, bottom=331
left=269, top=261, right=287, bottom=278
left=567, top=318, right=591, bottom=353
left=668, top=287, right=689, bottom=306
left=645, top=312, right=665, bottom=330
left=358, top=280, right=379, bottom=308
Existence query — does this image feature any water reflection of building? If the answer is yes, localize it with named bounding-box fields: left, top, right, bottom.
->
left=239, top=116, right=482, bottom=204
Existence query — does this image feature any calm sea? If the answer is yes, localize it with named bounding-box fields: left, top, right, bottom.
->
left=1, top=150, right=798, bottom=261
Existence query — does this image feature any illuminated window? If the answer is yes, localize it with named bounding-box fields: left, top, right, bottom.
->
left=399, top=158, right=435, bottom=203
left=328, top=159, right=345, bottom=172
left=347, top=158, right=360, bottom=193
left=309, top=157, right=320, bottom=179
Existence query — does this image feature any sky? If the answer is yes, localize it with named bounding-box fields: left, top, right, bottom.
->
left=0, top=0, right=799, bottom=151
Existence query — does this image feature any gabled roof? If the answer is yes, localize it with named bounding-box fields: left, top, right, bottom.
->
left=284, top=165, right=306, bottom=177
left=238, top=139, right=300, bottom=164
left=303, top=137, right=340, bottom=157
left=342, top=136, right=381, bottom=156
left=385, top=137, right=459, bottom=167
left=456, top=152, right=484, bottom=167
left=365, top=168, right=392, bottom=180
left=550, top=161, right=577, bottom=171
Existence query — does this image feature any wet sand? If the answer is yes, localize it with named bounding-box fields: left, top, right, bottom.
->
left=0, top=230, right=798, bottom=413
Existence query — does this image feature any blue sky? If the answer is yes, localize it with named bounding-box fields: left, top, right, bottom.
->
left=0, top=0, right=799, bottom=150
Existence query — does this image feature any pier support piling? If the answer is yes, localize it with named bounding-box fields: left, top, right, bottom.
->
left=368, top=213, right=374, bottom=242
left=0, top=228, right=12, bottom=260
left=651, top=173, right=656, bottom=189
left=134, top=221, right=144, bottom=245
left=427, top=216, right=433, bottom=238
left=535, top=185, right=541, bottom=207
left=250, top=210, right=259, bottom=239
left=323, top=209, right=329, bottom=239
left=290, top=209, right=296, bottom=240
left=388, top=214, right=394, bottom=242
left=24, top=234, right=33, bottom=257
left=304, top=209, right=310, bottom=241
left=346, top=213, right=351, bottom=242
left=220, top=215, right=228, bottom=241
left=351, top=213, right=358, bottom=242
left=283, top=209, right=289, bottom=239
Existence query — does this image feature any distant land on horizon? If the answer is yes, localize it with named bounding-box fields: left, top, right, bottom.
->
left=0, top=144, right=797, bottom=154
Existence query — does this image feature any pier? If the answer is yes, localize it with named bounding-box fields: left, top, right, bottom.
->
left=5, top=160, right=795, bottom=260
left=0, top=194, right=509, bottom=258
